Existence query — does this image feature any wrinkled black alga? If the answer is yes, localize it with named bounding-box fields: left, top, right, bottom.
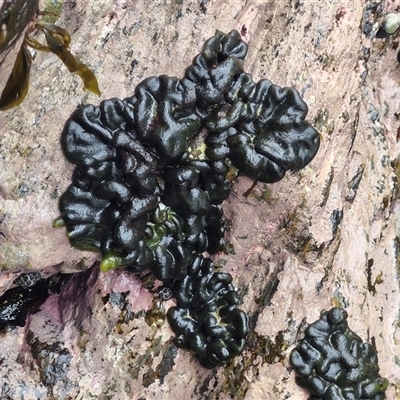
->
left=290, top=308, right=388, bottom=399
left=52, top=29, right=319, bottom=368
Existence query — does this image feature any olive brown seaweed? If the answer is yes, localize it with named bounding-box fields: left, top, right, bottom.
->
left=54, top=29, right=320, bottom=367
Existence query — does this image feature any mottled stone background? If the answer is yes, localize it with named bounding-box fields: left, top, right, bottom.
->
left=0, top=0, right=399, bottom=399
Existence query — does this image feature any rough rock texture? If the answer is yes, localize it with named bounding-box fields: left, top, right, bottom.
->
left=0, top=0, right=399, bottom=399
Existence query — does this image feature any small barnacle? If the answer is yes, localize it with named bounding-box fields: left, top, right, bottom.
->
left=157, top=286, right=173, bottom=301
left=374, top=13, right=400, bottom=66
left=13, top=272, right=42, bottom=288
left=375, top=13, right=400, bottom=38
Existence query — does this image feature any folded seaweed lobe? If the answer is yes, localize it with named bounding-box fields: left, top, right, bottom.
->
left=290, top=308, right=388, bottom=399
left=52, top=29, right=320, bottom=368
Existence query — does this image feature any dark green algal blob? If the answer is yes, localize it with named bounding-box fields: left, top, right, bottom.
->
left=167, top=255, right=248, bottom=369
left=54, top=29, right=320, bottom=368
left=57, top=29, right=319, bottom=273
left=290, top=307, right=388, bottom=399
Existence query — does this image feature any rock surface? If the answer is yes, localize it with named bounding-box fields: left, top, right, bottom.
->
left=0, top=0, right=399, bottom=399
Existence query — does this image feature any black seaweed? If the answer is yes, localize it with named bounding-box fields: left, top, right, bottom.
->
left=289, top=308, right=388, bottom=400
left=54, top=29, right=319, bottom=367
left=167, top=255, right=248, bottom=369
left=58, top=29, right=319, bottom=274
left=0, top=273, right=67, bottom=330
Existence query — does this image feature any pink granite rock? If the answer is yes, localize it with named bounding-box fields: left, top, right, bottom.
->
left=0, top=0, right=399, bottom=398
